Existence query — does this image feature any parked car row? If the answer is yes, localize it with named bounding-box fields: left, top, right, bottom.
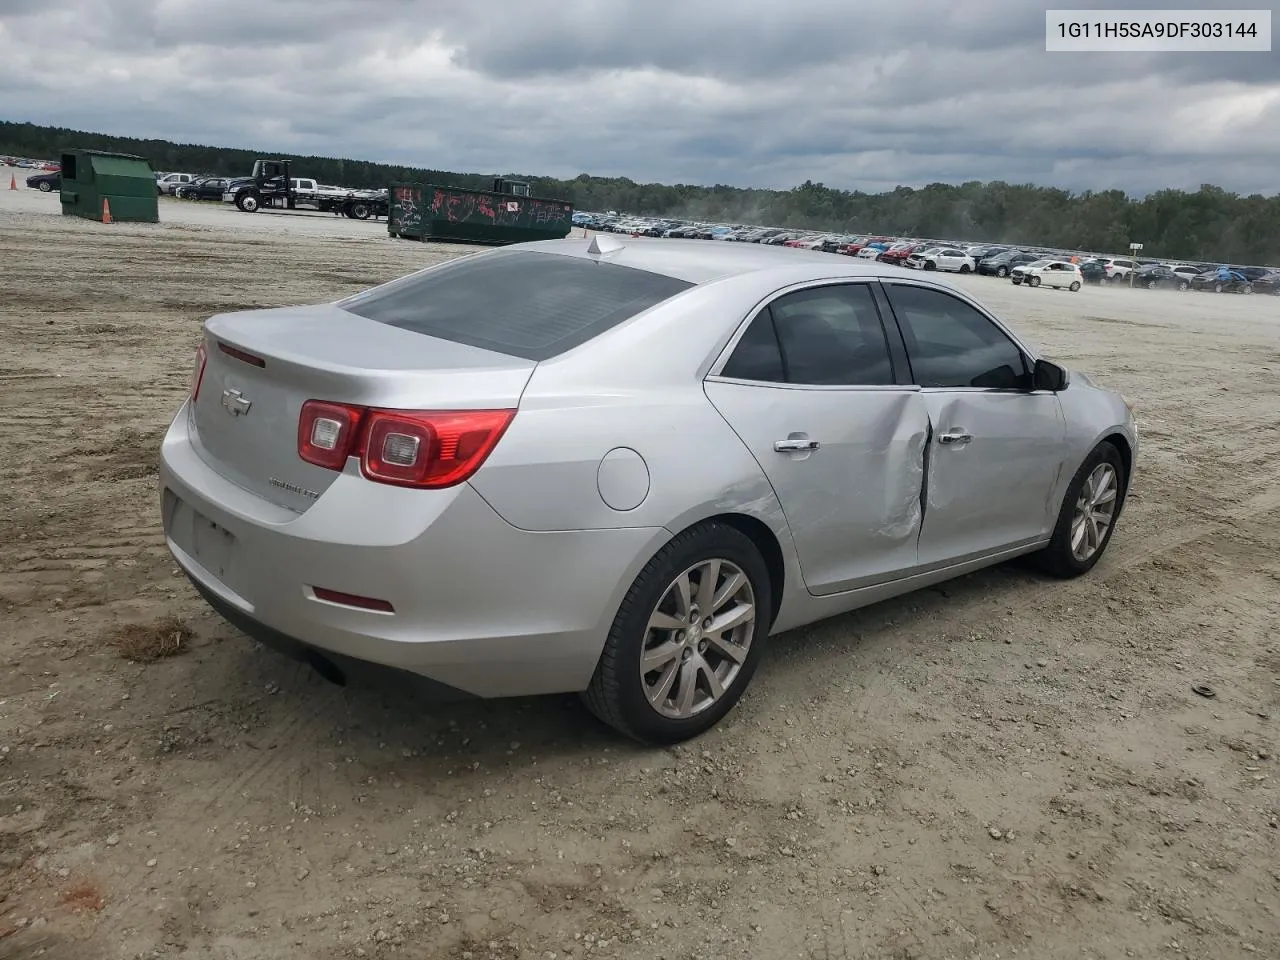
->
left=572, top=212, right=1279, bottom=296
left=2, top=155, right=59, bottom=172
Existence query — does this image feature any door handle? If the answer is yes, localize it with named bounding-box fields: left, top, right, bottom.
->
left=938, top=431, right=973, bottom=445
left=774, top=438, right=821, bottom=452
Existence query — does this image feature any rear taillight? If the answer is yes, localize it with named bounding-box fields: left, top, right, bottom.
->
left=298, top=400, right=364, bottom=471
left=296, top=402, right=514, bottom=489
left=191, top=342, right=208, bottom=401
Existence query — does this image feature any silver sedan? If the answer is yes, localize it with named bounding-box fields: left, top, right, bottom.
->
left=159, top=236, right=1137, bottom=743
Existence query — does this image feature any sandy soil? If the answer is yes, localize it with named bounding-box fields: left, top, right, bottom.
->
left=2, top=172, right=1279, bottom=960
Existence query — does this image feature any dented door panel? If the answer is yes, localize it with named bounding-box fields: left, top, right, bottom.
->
left=705, top=381, right=930, bottom=595
left=916, top=390, right=1066, bottom=567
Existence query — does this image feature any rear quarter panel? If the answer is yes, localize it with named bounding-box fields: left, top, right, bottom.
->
left=466, top=275, right=809, bottom=537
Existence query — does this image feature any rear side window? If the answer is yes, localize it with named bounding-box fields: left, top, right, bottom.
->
left=340, top=250, right=693, bottom=361
left=720, top=284, right=895, bottom=387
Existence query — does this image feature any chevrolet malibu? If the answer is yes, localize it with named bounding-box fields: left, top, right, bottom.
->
left=159, top=236, right=1138, bottom=744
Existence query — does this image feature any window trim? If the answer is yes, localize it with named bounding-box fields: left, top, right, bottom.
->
left=877, top=279, right=1044, bottom=394
left=707, top=279, right=912, bottom=392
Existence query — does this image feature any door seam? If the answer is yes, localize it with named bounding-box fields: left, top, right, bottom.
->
left=919, top=418, right=933, bottom=530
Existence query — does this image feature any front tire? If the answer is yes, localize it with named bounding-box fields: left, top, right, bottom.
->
left=37, top=180, right=53, bottom=192
left=582, top=522, right=771, bottom=744
left=923, top=260, right=937, bottom=271
left=1029, top=275, right=1041, bottom=287
left=236, top=192, right=260, bottom=213
left=996, top=266, right=1009, bottom=278
left=1028, top=442, right=1125, bottom=579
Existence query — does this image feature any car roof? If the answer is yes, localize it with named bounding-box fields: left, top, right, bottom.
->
left=515, top=236, right=886, bottom=285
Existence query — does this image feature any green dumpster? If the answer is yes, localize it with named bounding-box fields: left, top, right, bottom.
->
left=388, top=181, right=573, bottom=245
left=59, top=149, right=159, bottom=223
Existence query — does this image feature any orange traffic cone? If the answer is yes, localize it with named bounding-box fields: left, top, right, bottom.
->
left=8, top=174, right=15, bottom=190
left=101, top=198, right=112, bottom=224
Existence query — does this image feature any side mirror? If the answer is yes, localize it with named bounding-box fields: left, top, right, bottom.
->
left=1033, top=358, right=1069, bottom=392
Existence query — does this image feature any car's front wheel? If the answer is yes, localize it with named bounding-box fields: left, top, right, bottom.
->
left=1028, top=441, right=1125, bottom=579
left=996, top=266, right=1009, bottom=278
left=1029, top=275, right=1041, bottom=287
left=583, top=521, right=771, bottom=744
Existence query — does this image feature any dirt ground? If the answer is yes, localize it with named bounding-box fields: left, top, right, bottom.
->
left=2, top=174, right=1279, bottom=960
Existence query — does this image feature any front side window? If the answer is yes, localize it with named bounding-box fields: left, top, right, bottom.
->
left=720, top=284, right=895, bottom=387
left=885, top=284, right=1029, bottom=391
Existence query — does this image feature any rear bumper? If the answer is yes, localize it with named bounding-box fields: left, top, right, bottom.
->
left=159, top=406, right=670, bottom=698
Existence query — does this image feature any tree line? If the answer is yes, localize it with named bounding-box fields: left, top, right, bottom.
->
left=4, top=120, right=1277, bottom=265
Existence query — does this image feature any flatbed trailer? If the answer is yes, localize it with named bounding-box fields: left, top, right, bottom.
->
left=223, top=159, right=388, bottom=220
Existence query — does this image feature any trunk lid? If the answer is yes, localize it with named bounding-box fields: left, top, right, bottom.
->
left=191, top=304, right=535, bottom=512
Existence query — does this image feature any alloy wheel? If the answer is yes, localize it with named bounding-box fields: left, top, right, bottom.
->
left=1070, top=463, right=1118, bottom=562
left=640, top=559, right=755, bottom=719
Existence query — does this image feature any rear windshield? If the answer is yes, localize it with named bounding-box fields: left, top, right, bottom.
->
left=340, top=250, right=693, bottom=361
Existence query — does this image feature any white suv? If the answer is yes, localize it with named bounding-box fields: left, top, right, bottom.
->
left=918, top=247, right=977, bottom=274
left=1094, top=258, right=1137, bottom=283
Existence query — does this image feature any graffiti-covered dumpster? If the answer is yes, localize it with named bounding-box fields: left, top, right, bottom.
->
left=388, top=178, right=574, bottom=245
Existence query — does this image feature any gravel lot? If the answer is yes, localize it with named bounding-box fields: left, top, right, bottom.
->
left=2, top=173, right=1279, bottom=960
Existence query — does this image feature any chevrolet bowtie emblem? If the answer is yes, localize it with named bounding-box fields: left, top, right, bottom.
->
left=220, top=388, right=252, bottom=416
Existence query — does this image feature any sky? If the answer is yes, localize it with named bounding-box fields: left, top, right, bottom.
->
left=0, top=0, right=1277, bottom=196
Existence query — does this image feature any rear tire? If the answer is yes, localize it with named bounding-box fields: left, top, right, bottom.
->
left=996, top=266, right=1009, bottom=278
left=582, top=521, right=772, bottom=744
left=1027, top=442, right=1126, bottom=579
left=37, top=180, right=53, bottom=192
left=1069, top=281, right=1081, bottom=292
left=959, top=264, right=971, bottom=274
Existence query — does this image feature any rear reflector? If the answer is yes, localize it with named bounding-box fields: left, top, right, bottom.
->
left=311, top=587, right=394, bottom=613
left=218, top=342, right=267, bottom=368
left=296, top=402, right=515, bottom=489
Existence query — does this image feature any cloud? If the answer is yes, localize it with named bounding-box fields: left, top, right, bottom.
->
left=0, top=0, right=1276, bottom=195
